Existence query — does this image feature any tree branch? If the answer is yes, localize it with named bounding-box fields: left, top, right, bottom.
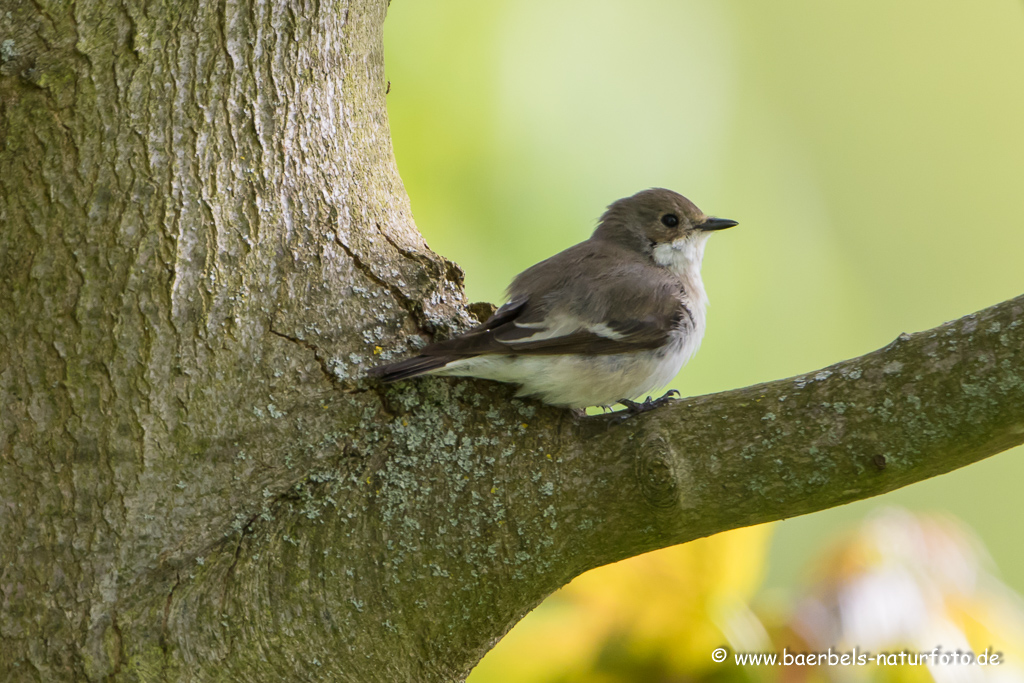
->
left=562, top=293, right=1024, bottom=573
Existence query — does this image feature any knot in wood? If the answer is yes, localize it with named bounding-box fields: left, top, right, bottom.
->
left=634, top=434, right=679, bottom=510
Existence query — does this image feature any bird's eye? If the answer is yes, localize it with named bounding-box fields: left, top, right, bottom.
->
left=661, top=214, right=679, bottom=228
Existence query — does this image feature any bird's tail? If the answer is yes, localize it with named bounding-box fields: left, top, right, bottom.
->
left=366, top=354, right=458, bottom=383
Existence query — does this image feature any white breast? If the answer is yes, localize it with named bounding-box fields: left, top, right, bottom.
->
left=438, top=307, right=704, bottom=409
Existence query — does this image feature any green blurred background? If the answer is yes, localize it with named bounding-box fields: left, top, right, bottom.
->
left=383, top=0, right=1024, bottom=677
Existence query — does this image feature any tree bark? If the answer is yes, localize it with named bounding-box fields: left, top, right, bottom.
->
left=1, top=0, right=1022, bottom=680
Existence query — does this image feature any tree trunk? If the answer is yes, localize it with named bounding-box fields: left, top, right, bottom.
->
left=2, top=0, right=1022, bottom=680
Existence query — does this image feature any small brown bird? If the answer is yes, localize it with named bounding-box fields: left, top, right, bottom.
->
left=369, top=189, right=737, bottom=410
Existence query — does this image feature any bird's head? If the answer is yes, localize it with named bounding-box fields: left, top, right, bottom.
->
left=592, top=188, right=737, bottom=271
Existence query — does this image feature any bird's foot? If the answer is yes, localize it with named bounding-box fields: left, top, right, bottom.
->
left=616, top=390, right=681, bottom=417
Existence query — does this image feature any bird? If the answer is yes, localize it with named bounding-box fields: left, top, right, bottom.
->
left=368, top=188, right=737, bottom=412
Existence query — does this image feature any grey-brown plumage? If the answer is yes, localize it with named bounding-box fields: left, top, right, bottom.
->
left=369, top=189, right=737, bottom=408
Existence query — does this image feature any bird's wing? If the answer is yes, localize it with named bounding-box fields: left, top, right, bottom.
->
left=420, top=251, right=686, bottom=358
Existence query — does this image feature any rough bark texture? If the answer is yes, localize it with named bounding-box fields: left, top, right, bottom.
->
left=1, top=0, right=1022, bottom=680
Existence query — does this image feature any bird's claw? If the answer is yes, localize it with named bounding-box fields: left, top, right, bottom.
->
left=615, top=390, right=681, bottom=419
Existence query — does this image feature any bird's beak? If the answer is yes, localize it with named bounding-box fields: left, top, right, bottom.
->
left=699, top=217, right=739, bottom=231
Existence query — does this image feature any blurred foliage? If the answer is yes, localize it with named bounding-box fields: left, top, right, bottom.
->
left=470, top=525, right=774, bottom=683
left=383, top=0, right=1024, bottom=679
left=764, top=509, right=1024, bottom=683
left=466, top=510, right=1024, bottom=683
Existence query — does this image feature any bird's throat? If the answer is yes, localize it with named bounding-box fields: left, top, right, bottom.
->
left=652, top=233, right=708, bottom=278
